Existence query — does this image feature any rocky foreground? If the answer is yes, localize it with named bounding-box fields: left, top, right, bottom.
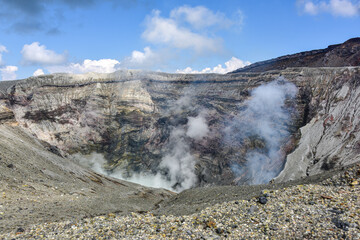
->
left=1, top=164, right=359, bottom=239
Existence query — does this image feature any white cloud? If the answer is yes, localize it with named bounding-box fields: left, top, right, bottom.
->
left=304, top=1, right=319, bottom=14
left=0, top=66, right=18, bottom=80
left=298, top=0, right=360, bottom=17
left=47, top=59, right=120, bottom=74
left=176, top=57, right=251, bottom=74
left=142, top=9, right=221, bottom=53
left=170, top=5, right=233, bottom=29
left=141, top=6, right=244, bottom=61
left=118, top=46, right=174, bottom=69
left=45, top=47, right=165, bottom=74
left=0, top=45, right=8, bottom=65
left=0, top=45, right=7, bottom=52
left=33, top=68, right=45, bottom=76
left=21, top=42, right=67, bottom=65
left=129, top=47, right=154, bottom=64
left=330, top=0, right=360, bottom=16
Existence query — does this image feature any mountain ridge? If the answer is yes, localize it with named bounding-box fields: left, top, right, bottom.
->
left=231, top=37, right=360, bottom=73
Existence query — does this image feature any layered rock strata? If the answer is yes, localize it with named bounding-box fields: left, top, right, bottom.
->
left=0, top=66, right=359, bottom=187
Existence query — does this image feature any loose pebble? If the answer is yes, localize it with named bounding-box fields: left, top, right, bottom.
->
left=0, top=164, right=359, bottom=239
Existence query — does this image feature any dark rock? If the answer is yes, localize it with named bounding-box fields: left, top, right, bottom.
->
left=332, top=218, right=349, bottom=231
left=270, top=226, right=279, bottom=231
left=258, top=196, right=268, bottom=204
left=7, top=164, right=14, bottom=169
left=16, top=227, right=25, bottom=233
left=215, top=228, right=224, bottom=234
left=48, top=145, right=63, bottom=157
left=329, top=208, right=344, bottom=215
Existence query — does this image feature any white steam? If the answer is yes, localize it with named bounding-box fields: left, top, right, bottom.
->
left=160, top=127, right=197, bottom=190
left=226, top=78, right=298, bottom=184
left=73, top=78, right=296, bottom=189
left=158, top=92, right=209, bottom=191
left=168, top=89, right=195, bottom=114
left=186, top=113, right=209, bottom=140
left=74, top=88, right=209, bottom=192
left=72, top=152, right=174, bottom=190
left=74, top=152, right=107, bottom=175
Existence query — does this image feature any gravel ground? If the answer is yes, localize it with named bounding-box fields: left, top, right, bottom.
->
left=1, top=164, right=359, bottom=239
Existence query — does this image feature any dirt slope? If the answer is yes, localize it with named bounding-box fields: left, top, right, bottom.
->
left=0, top=124, right=173, bottom=233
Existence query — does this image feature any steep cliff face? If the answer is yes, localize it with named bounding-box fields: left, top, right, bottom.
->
left=275, top=67, right=360, bottom=182
left=1, top=65, right=359, bottom=189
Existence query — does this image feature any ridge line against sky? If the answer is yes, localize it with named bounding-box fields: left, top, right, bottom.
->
left=0, top=0, right=359, bottom=80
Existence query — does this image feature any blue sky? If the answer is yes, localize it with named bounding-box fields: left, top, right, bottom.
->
left=0, top=0, right=359, bottom=80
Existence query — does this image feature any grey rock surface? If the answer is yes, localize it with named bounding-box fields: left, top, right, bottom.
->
left=0, top=67, right=359, bottom=187
left=0, top=124, right=174, bottom=233
left=275, top=67, right=360, bottom=182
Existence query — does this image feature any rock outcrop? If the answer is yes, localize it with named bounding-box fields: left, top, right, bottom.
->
left=0, top=67, right=359, bottom=188
left=275, top=67, right=360, bottom=182
left=232, top=38, right=360, bottom=73
left=0, top=38, right=359, bottom=189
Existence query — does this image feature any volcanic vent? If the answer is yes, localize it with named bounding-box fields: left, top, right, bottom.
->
left=1, top=38, right=360, bottom=192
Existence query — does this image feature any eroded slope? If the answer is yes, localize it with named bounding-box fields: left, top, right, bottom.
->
left=1, top=67, right=359, bottom=189
left=0, top=122, right=173, bottom=233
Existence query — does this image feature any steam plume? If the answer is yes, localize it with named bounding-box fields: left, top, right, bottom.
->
left=73, top=87, right=209, bottom=192
left=160, top=127, right=197, bottom=190
left=225, top=77, right=297, bottom=184
left=159, top=91, right=209, bottom=191
left=186, top=113, right=209, bottom=140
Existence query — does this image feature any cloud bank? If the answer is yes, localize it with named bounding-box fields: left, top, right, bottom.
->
left=47, top=59, right=120, bottom=74
left=10, top=5, right=248, bottom=76
left=177, top=57, right=250, bottom=74
left=298, top=0, right=360, bottom=17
